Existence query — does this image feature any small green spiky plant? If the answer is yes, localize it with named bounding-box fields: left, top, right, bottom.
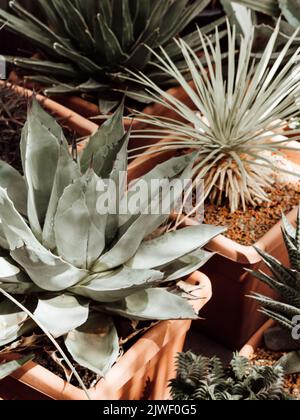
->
left=127, top=22, right=300, bottom=213
left=251, top=206, right=300, bottom=374
left=0, top=0, right=222, bottom=113
left=170, top=352, right=290, bottom=400
left=0, top=98, right=224, bottom=383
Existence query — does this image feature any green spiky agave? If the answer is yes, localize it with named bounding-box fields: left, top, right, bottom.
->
left=250, top=206, right=300, bottom=374
left=0, top=99, right=224, bottom=377
left=127, top=21, right=300, bottom=213
left=0, top=0, right=222, bottom=113
left=170, top=351, right=289, bottom=400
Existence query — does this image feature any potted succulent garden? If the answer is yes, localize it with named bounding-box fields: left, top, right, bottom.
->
left=0, top=98, right=224, bottom=400
left=123, top=21, right=300, bottom=348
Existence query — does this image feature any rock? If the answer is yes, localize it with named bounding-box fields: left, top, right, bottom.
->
left=264, top=326, right=300, bottom=352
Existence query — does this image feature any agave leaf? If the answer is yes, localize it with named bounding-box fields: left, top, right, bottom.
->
left=0, top=256, right=30, bottom=285
left=278, top=350, right=300, bottom=375
left=98, top=288, right=198, bottom=321
left=105, top=130, right=130, bottom=244
left=43, top=145, right=81, bottom=250
left=111, top=0, right=134, bottom=50
left=0, top=187, right=43, bottom=251
left=53, top=43, right=102, bottom=73
left=254, top=247, right=300, bottom=291
left=282, top=229, right=300, bottom=271
left=80, top=102, right=125, bottom=176
left=53, top=0, right=95, bottom=51
left=120, top=152, right=197, bottom=230
left=30, top=98, right=68, bottom=143
left=73, top=266, right=163, bottom=303
left=0, top=161, right=27, bottom=216
left=44, top=84, right=79, bottom=95
left=9, top=0, right=70, bottom=49
left=98, top=98, right=120, bottom=115
left=0, top=188, right=87, bottom=292
left=0, top=299, right=34, bottom=347
left=34, top=295, right=89, bottom=338
left=13, top=57, right=78, bottom=78
left=232, top=0, right=280, bottom=16
left=0, top=355, right=33, bottom=381
left=282, top=214, right=296, bottom=241
left=78, top=79, right=110, bottom=92
left=21, top=100, right=60, bottom=238
left=262, top=308, right=296, bottom=331
left=65, top=313, right=119, bottom=376
left=128, top=225, right=225, bottom=270
left=54, top=171, right=107, bottom=269
left=11, top=245, right=88, bottom=293
left=96, top=13, right=128, bottom=64
left=251, top=269, right=300, bottom=308
left=163, top=249, right=213, bottom=282
left=0, top=224, right=8, bottom=250
left=0, top=7, right=56, bottom=52
left=94, top=213, right=166, bottom=271
left=0, top=189, right=87, bottom=291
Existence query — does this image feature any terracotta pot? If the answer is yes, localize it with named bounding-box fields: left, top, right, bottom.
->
left=0, top=272, right=212, bottom=400
left=239, top=320, right=276, bottom=359
left=128, top=139, right=300, bottom=350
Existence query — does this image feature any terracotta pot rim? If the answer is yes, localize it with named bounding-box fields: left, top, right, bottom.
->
left=0, top=272, right=211, bottom=400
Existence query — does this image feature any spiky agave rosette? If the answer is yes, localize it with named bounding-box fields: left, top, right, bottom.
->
left=0, top=0, right=224, bottom=113
left=127, top=21, right=300, bottom=213
left=0, top=99, right=224, bottom=377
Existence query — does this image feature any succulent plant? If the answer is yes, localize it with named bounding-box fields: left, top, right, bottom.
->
left=170, top=351, right=289, bottom=400
left=128, top=22, right=300, bottom=213
left=0, top=0, right=223, bottom=113
left=0, top=98, right=224, bottom=379
left=251, top=206, right=300, bottom=374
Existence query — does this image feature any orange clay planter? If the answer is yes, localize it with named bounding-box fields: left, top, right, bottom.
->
left=0, top=272, right=212, bottom=400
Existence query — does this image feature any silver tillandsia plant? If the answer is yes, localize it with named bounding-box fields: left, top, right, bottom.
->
left=0, top=99, right=224, bottom=380
left=127, top=22, right=300, bottom=213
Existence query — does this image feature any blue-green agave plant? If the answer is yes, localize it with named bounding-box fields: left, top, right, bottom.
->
left=0, top=99, right=224, bottom=376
